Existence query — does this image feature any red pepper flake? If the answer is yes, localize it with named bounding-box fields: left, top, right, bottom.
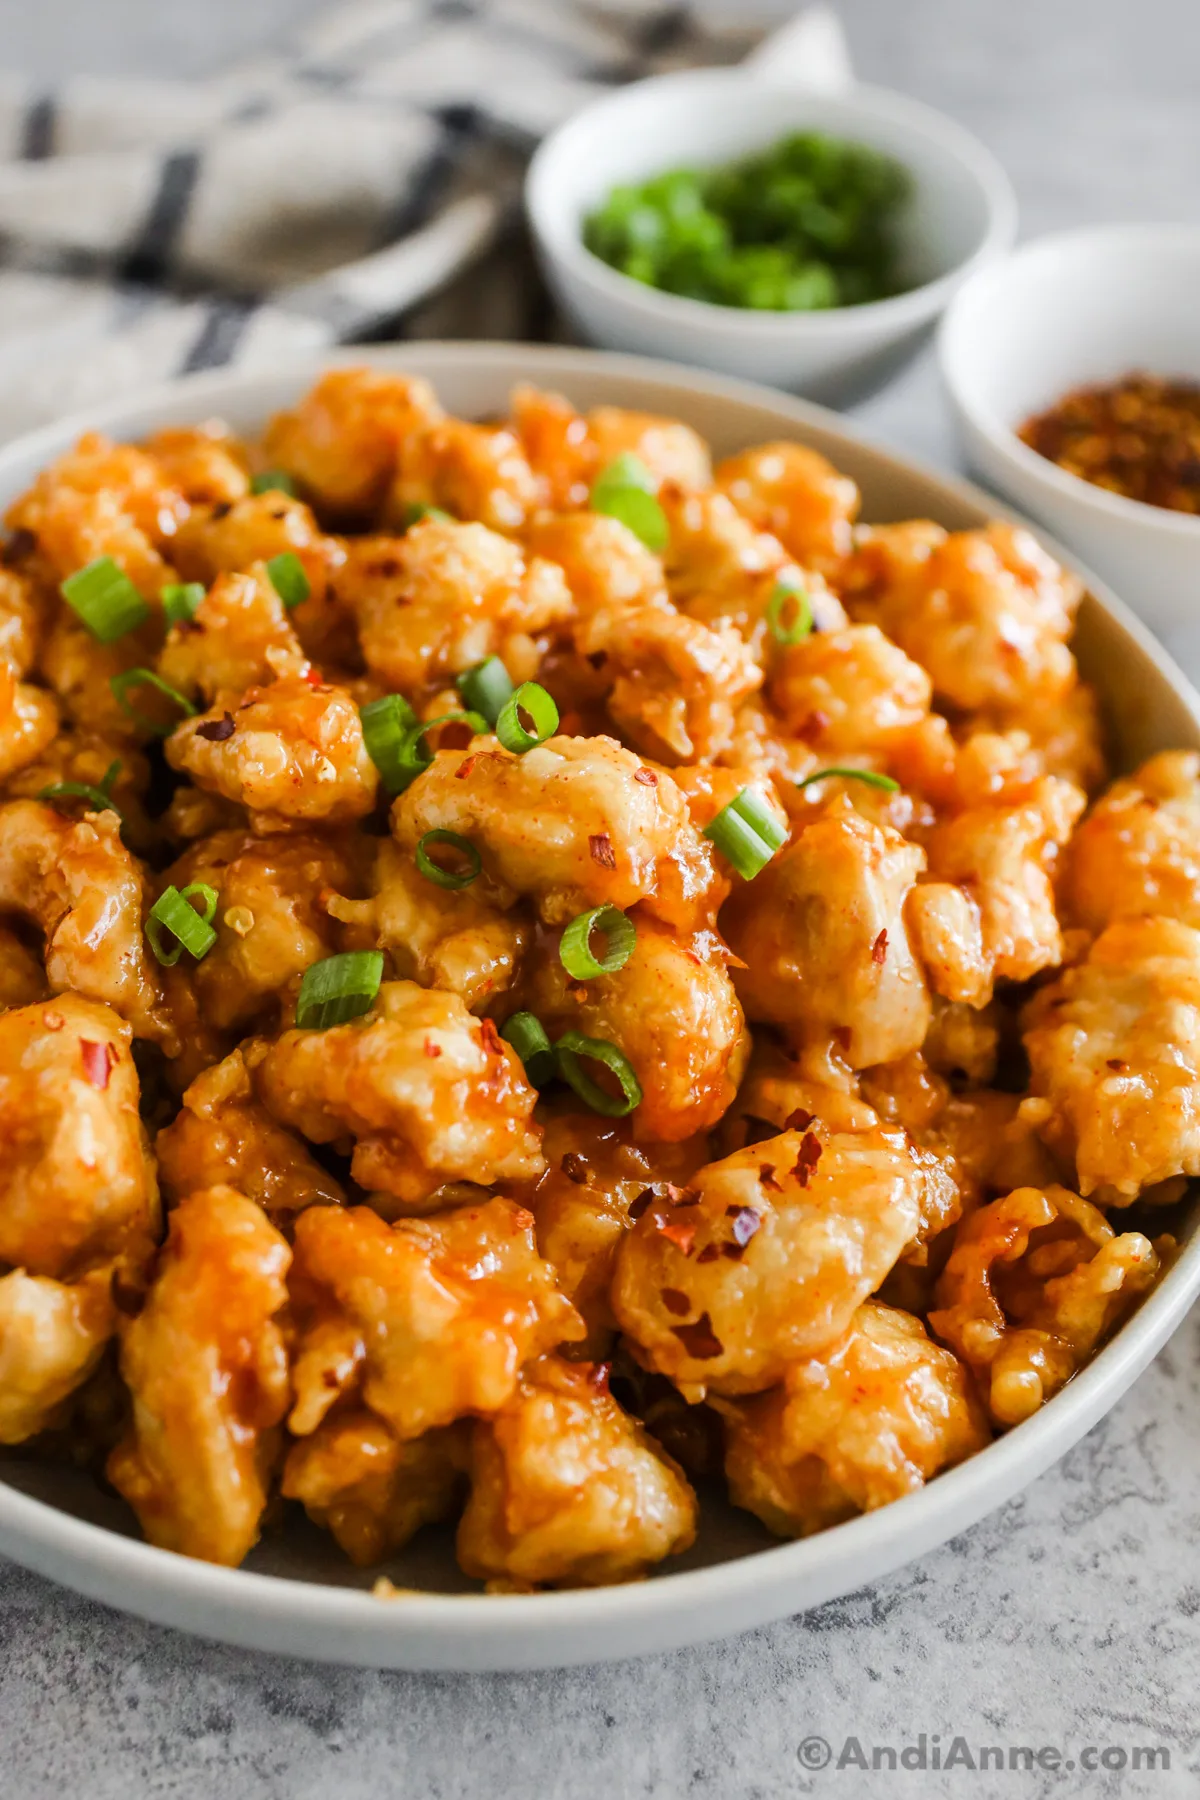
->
left=660, top=1287, right=691, bottom=1317
left=454, top=755, right=478, bottom=781
left=671, top=1312, right=724, bottom=1360
left=561, top=1152, right=589, bottom=1185
left=80, top=1039, right=117, bottom=1089
left=664, top=1183, right=700, bottom=1208
left=696, top=1243, right=721, bottom=1264
left=785, top=1108, right=813, bottom=1132
left=658, top=1218, right=697, bottom=1257
left=633, top=767, right=658, bottom=787
left=1106, top=1058, right=1128, bottom=1072
left=479, top=1017, right=502, bottom=1055
left=872, top=928, right=888, bottom=966
left=728, top=1206, right=761, bottom=1247
left=758, top=1164, right=781, bottom=1192
left=197, top=710, right=236, bottom=742
left=301, top=665, right=325, bottom=687
left=629, top=1186, right=655, bottom=1221
left=423, top=1038, right=443, bottom=1059
left=588, top=833, right=616, bottom=869
left=797, top=710, right=831, bottom=745
left=796, top=1131, right=823, bottom=1187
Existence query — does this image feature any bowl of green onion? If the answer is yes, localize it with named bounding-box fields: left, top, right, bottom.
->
left=527, top=71, right=1016, bottom=401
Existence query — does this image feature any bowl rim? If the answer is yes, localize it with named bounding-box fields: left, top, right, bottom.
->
left=526, top=69, right=1019, bottom=338
left=1, top=337, right=1198, bottom=1671
left=939, top=221, right=1200, bottom=539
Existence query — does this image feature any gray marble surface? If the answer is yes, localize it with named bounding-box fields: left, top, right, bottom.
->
left=3, top=1, right=1200, bottom=1795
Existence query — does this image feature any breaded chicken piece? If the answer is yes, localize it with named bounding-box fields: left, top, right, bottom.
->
left=768, top=623, right=931, bottom=757
left=0, top=664, right=58, bottom=781
left=391, top=736, right=724, bottom=932
left=145, top=422, right=250, bottom=507
left=456, top=1356, right=697, bottom=1588
left=287, top=1198, right=582, bottom=1440
left=387, top=418, right=542, bottom=535
left=720, top=1301, right=989, bottom=1537
left=157, top=567, right=306, bottom=705
left=283, top=1412, right=468, bottom=1565
left=364, top=837, right=530, bottom=1013
left=716, top=440, right=859, bottom=579
left=612, top=1125, right=952, bottom=1399
left=0, top=923, right=47, bottom=1008
left=1023, top=915, right=1200, bottom=1198
left=166, top=676, right=378, bottom=830
left=929, top=1185, right=1162, bottom=1425
left=510, top=386, right=712, bottom=506
left=8, top=430, right=186, bottom=595
left=0, top=564, right=44, bottom=676
left=1062, top=750, right=1200, bottom=934
left=37, top=607, right=156, bottom=740
left=107, top=1186, right=291, bottom=1565
left=0, top=1266, right=115, bottom=1443
left=579, top=601, right=762, bottom=764
left=524, top=513, right=667, bottom=617
left=263, top=367, right=444, bottom=518
left=253, top=979, right=544, bottom=1207
left=723, top=796, right=930, bottom=1068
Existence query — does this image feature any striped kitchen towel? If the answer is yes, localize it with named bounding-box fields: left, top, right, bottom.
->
left=0, top=1, right=851, bottom=440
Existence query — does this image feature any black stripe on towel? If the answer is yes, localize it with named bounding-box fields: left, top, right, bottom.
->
left=21, top=94, right=55, bottom=160
left=122, top=150, right=201, bottom=285
left=181, top=299, right=252, bottom=373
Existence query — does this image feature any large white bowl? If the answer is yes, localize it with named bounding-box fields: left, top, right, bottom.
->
left=2, top=342, right=1198, bottom=1672
left=526, top=71, right=1017, bottom=402
left=940, top=225, right=1200, bottom=644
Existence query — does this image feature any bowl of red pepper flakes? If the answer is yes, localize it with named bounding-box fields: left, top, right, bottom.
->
left=1019, top=374, right=1200, bottom=516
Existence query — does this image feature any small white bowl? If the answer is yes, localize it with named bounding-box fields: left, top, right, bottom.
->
left=525, top=70, right=1017, bottom=403
left=940, top=224, right=1200, bottom=643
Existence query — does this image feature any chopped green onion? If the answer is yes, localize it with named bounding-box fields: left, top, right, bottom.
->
left=796, top=767, right=900, bottom=793
left=61, top=557, right=150, bottom=644
left=250, top=469, right=296, bottom=496
left=403, top=503, right=452, bottom=528
left=495, top=681, right=559, bottom=755
left=703, top=786, right=787, bottom=881
left=501, top=1012, right=555, bottom=1089
left=559, top=905, right=636, bottom=980
left=396, top=711, right=489, bottom=789
left=456, top=656, right=513, bottom=727
left=415, top=829, right=481, bottom=890
left=590, top=454, right=668, bottom=552
left=109, top=668, right=196, bottom=736
left=555, top=1029, right=643, bottom=1118
left=266, top=551, right=311, bottom=609
left=295, top=950, right=384, bottom=1029
left=38, top=757, right=123, bottom=820
left=360, top=693, right=418, bottom=796
left=766, top=579, right=813, bottom=646
left=145, top=882, right=219, bottom=967
left=161, top=581, right=206, bottom=626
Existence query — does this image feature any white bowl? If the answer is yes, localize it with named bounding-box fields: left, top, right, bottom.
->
left=2, top=342, right=1198, bottom=1672
left=525, top=71, right=1017, bottom=403
left=940, top=224, right=1200, bottom=643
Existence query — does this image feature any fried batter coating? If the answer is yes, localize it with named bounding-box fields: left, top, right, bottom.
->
left=0, top=665, right=58, bottom=781
left=367, top=837, right=529, bottom=1012
left=724, top=796, right=930, bottom=1068
left=157, top=567, right=305, bottom=705
left=7, top=431, right=185, bottom=594
left=37, top=606, right=153, bottom=740
left=0, top=565, right=43, bottom=676
left=768, top=622, right=932, bottom=760
left=524, top=513, right=667, bottom=617
left=387, top=418, right=541, bottom=535
left=107, top=1186, right=291, bottom=1564
left=1061, top=750, right=1200, bottom=933
left=166, top=676, right=377, bottom=829
left=661, top=485, right=800, bottom=648
left=1023, top=915, right=1200, bottom=1198
left=612, top=1125, right=950, bottom=1399
left=0, top=1267, right=115, bottom=1443
left=288, top=1198, right=581, bottom=1440
left=510, top=387, right=711, bottom=504
left=456, top=1356, right=697, bottom=1588
left=716, top=440, right=859, bottom=578
left=391, top=736, right=723, bottom=932
left=146, top=422, right=250, bottom=506
left=524, top=914, right=748, bottom=1142
left=580, top=602, right=761, bottom=763
left=156, top=1049, right=346, bottom=1220
left=254, top=979, right=544, bottom=1207
left=282, top=1412, right=467, bottom=1565
left=263, top=367, right=444, bottom=518
left=929, top=1186, right=1162, bottom=1425
left=0, top=923, right=47, bottom=1008
left=720, top=1301, right=989, bottom=1537
left=347, top=518, right=571, bottom=694
left=0, top=800, right=167, bottom=1038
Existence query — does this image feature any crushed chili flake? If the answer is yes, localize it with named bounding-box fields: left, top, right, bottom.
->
left=629, top=1186, right=655, bottom=1220
left=1019, top=372, right=1200, bottom=514
left=561, top=1152, right=589, bottom=1185
left=301, top=666, right=325, bottom=687
left=196, top=710, right=236, bottom=742
left=796, top=710, right=831, bottom=745
left=721, top=1241, right=747, bottom=1261
left=478, top=1017, right=502, bottom=1055
left=79, top=1038, right=117, bottom=1089
left=872, top=927, right=888, bottom=966
left=1106, top=1058, right=1128, bottom=1072
left=633, top=767, right=658, bottom=786
left=664, top=1183, right=700, bottom=1207
left=454, top=755, right=478, bottom=781
left=785, top=1108, right=814, bottom=1132
left=588, top=832, right=617, bottom=869
left=795, top=1131, right=823, bottom=1187
left=423, top=1038, right=443, bottom=1059
left=658, top=1217, right=697, bottom=1256
left=728, top=1206, right=761, bottom=1247
left=660, top=1286, right=691, bottom=1317
left=696, top=1243, right=721, bottom=1264
left=671, top=1312, right=724, bottom=1360
left=758, top=1164, right=782, bottom=1192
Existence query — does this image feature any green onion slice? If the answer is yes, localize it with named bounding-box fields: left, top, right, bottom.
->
left=61, top=557, right=150, bottom=644
left=766, top=579, right=813, bottom=646
left=456, top=655, right=513, bottom=727
left=396, top=711, right=489, bottom=789
left=500, top=1012, right=555, bottom=1089
left=109, top=668, right=196, bottom=736
left=555, top=1029, right=643, bottom=1118
left=403, top=503, right=452, bottom=528
left=295, top=950, right=384, bottom=1029
left=415, top=829, right=481, bottom=890
left=38, top=757, right=123, bottom=820
left=161, top=581, right=206, bottom=626
left=145, top=882, right=219, bottom=967
left=495, top=681, right=559, bottom=755
left=559, top=904, right=636, bottom=980
left=796, top=767, right=900, bottom=793
left=590, top=453, right=668, bottom=552
left=266, top=551, right=311, bottom=609
left=250, top=469, right=296, bottom=496
left=703, top=786, right=788, bottom=881
left=360, top=693, right=418, bottom=796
